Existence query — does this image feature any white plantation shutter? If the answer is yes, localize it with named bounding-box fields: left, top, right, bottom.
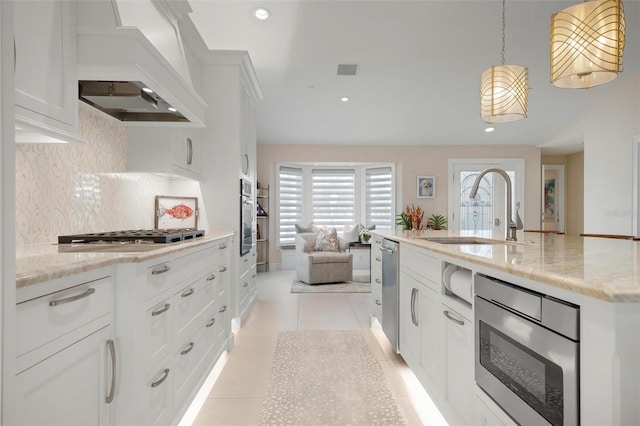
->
left=278, top=166, right=303, bottom=245
left=312, top=169, right=355, bottom=230
left=366, top=166, right=393, bottom=231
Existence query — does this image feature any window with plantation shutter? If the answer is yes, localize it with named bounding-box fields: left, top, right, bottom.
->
left=278, top=166, right=303, bottom=246
left=365, top=166, right=394, bottom=231
left=311, top=169, right=355, bottom=230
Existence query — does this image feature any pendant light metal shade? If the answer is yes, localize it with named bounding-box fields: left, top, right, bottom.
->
left=550, top=0, right=625, bottom=89
left=480, top=65, right=529, bottom=123
left=479, top=0, right=528, bottom=124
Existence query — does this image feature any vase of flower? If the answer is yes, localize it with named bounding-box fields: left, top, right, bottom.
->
left=359, top=228, right=371, bottom=244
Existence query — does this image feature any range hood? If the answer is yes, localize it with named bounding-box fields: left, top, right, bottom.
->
left=77, top=27, right=206, bottom=126
left=79, top=81, right=189, bottom=122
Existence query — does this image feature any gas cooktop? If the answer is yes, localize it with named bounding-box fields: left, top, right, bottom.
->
left=58, top=229, right=205, bottom=244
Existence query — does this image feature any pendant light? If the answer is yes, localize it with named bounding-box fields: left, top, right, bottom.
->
left=550, top=0, right=625, bottom=89
left=480, top=0, right=528, bottom=124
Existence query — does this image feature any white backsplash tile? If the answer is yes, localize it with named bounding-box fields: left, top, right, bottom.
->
left=16, top=103, right=207, bottom=245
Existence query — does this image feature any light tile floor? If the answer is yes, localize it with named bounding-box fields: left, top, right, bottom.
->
left=188, top=269, right=449, bottom=426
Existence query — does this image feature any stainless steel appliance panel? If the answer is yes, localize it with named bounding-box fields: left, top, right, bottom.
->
left=475, top=274, right=579, bottom=426
left=381, top=239, right=399, bottom=352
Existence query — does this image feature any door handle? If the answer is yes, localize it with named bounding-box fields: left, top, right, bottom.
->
left=186, top=138, right=193, bottom=165
left=443, top=310, right=465, bottom=326
left=49, top=288, right=95, bottom=306
left=151, top=303, right=170, bottom=316
left=150, top=369, right=170, bottom=388
left=106, top=339, right=116, bottom=404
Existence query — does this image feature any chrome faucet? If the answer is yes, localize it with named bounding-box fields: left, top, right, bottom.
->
left=469, top=168, right=523, bottom=241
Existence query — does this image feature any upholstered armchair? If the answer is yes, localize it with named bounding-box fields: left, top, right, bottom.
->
left=295, top=232, right=353, bottom=284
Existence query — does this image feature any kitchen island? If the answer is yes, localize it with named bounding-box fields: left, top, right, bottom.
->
left=373, top=229, right=640, bottom=426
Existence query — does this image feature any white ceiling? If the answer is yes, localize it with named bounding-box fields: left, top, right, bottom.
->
left=189, top=0, right=639, bottom=153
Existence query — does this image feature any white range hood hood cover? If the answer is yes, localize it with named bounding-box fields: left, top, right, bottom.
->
left=77, top=20, right=206, bottom=126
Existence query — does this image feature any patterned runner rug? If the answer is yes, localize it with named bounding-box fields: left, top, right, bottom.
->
left=259, top=330, right=408, bottom=425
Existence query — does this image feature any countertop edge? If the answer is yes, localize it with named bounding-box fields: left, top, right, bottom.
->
left=16, top=230, right=235, bottom=288
left=376, top=231, right=640, bottom=303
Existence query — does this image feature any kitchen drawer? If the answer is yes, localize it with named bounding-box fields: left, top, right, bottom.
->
left=173, top=322, right=210, bottom=409
left=145, top=297, right=173, bottom=366
left=239, top=269, right=255, bottom=308
left=239, top=252, right=253, bottom=276
left=16, top=276, right=113, bottom=357
left=401, top=245, right=441, bottom=291
left=371, top=282, right=382, bottom=320
left=144, top=260, right=174, bottom=300
left=173, top=271, right=216, bottom=344
left=143, top=357, right=173, bottom=426
left=174, top=245, right=218, bottom=286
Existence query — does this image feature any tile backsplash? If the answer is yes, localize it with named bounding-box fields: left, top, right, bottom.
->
left=16, top=103, right=206, bottom=245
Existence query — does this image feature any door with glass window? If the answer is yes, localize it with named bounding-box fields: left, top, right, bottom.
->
left=449, top=160, right=523, bottom=238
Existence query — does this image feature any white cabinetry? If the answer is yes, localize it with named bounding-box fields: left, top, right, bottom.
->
left=442, top=301, right=473, bottom=425
left=239, top=247, right=257, bottom=324
left=200, top=51, right=262, bottom=325
left=14, top=0, right=82, bottom=144
left=397, top=243, right=474, bottom=426
left=127, top=126, right=202, bottom=179
left=15, top=269, right=115, bottom=425
left=116, top=238, right=232, bottom=425
left=370, top=236, right=383, bottom=323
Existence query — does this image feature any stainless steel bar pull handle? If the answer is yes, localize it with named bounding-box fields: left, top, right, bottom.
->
left=186, top=138, right=193, bottom=165
left=207, top=274, right=216, bottom=281
left=376, top=299, right=382, bottom=306
left=151, top=265, right=171, bottom=275
left=375, top=278, right=381, bottom=284
left=206, top=318, right=216, bottom=328
left=151, top=304, right=170, bottom=316
left=410, top=288, right=419, bottom=326
left=380, top=247, right=394, bottom=254
left=219, top=266, right=227, bottom=272
left=49, top=288, right=95, bottom=307
left=242, top=282, right=249, bottom=287
left=106, top=339, right=116, bottom=404
left=220, top=244, right=227, bottom=250
left=443, top=310, right=465, bottom=326
left=375, top=257, right=381, bottom=262
left=180, top=342, right=195, bottom=356
left=181, top=288, right=195, bottom=298
left=151, top=369, right=170, bottom=388
left=219, top=305, right=227, bottom=313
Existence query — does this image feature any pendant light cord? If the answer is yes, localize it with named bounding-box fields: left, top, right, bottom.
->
left=501, top=0, right=506, bottom=65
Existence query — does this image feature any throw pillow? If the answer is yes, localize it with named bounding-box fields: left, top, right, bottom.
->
left=314, top=228, right=340, bottom=252
left=343, top=224, right=361, bottom=243
left=362, top=224, right=376, bottom=231
left=295, top=223, right=315, bottom=233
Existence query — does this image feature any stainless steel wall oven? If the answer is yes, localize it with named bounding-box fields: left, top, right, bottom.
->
left=475, top=274, right=580, bottom=426
left=240, top=178, right=253, bottom=256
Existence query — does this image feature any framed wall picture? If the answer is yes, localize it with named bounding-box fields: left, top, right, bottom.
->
left=417, top=176, right=436, bottom=198
left=155, top=195, right=198, bottom=229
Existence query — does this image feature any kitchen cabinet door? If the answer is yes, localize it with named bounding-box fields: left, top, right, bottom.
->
left=399, top=271, right=421, bottom=370
left=443, top=303, right=474, bottom=425
left=127, top=127, right=201, bottom=180
left=14, top=0, right=81, bottom=143
left=15, top=326, right=114, bottom=426
left=419, top=284, right=445, bottom=399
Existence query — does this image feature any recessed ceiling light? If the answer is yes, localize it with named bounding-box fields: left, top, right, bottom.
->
left=142, top=87, right=153, bottom=94
left=167, top=107, right=177, bottom=112
left=254, top=8, right=270, bottom=20
left=341, top=97, right=349, bottom=102
left=484, top=127, right=495, bottom=133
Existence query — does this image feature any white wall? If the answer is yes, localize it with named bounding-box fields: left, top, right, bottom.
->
left=583, top=71, right=640, bottom=234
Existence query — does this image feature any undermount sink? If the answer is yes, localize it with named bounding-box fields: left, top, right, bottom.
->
left=412, top=236, right=510, bottom=245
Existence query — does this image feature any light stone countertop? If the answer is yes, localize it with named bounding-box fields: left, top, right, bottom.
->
left=377, top=229, right=640, bottom=303
left=16, top=230, right=235, bottom=289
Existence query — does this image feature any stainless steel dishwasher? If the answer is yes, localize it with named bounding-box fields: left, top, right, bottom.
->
left=381, top=239, right=399, bottom=352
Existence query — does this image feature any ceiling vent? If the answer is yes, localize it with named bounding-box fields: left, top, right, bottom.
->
left=337, top=64, right=359, bottom=76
